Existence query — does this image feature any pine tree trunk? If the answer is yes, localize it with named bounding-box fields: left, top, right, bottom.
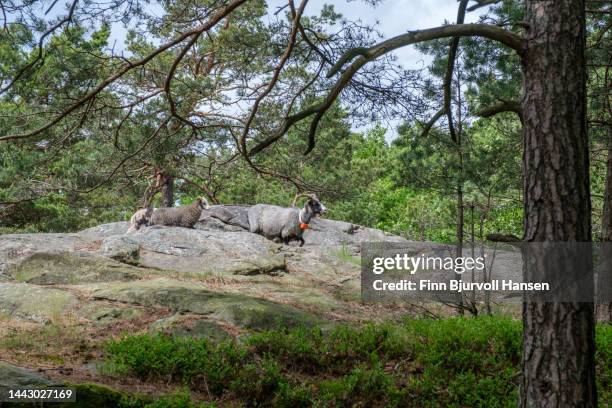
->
left=161, top=175, right=174, bottom=208
left=455, top=91, right=465, bottom=315
left=455, top=177, right=465, bottom=316
left=520, top=0, right=597, bottom=406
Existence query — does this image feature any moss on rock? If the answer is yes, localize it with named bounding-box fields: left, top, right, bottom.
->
left=79, top=303, right=144, bottom=325
left=149, top=314, right=230, bottom=342
left=0, top=283, right=77, bottom=322
left=91, top=279, right=322, bottom=330
left=8, top=252, right=146, bottom=285
left=0, top=362, right=61, bottom=388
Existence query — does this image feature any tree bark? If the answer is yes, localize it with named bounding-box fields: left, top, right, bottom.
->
left=160, top=174, right=174, bottom=208
left=520, top=1, right=597, bottom=406
left=455, top=182, right=465, bottom=316
left=455, top=78, right=465, bottom=316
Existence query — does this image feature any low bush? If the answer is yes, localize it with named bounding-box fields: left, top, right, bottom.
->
left=105, top=317, right=611, bottom=407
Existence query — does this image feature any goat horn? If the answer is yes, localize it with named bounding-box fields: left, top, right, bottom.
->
left=292, top=193, right=313, bottom=207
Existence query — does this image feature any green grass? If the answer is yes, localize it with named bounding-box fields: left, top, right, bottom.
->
left=103, top=317, right=612, bottom=407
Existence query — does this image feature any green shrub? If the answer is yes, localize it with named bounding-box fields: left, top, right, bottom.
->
left=104, top=318, right=611, bottom=407
left=316, top=365, right=402, bottom=407
left=273, top=383, right=314, bottom=408
left=141, top=389, right=214, bottom=408
left=230, top=357, right=288, bottom=406
left=104, top=334, right=246, bottom=395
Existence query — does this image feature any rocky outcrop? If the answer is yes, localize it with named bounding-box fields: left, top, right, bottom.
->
left=89, top=278, right=324, bottom=330
left=0, top=362, right=62, bottom=387
left=0, top=207, right=413, bottom=347
left=0, top=205, right=522, bottom=400
left=0, top=206, right=524, bottom=327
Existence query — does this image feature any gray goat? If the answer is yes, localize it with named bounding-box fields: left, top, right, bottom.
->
left=127, top=197, right=210, bottom=232
left=247, top=194, right=327, bottom=246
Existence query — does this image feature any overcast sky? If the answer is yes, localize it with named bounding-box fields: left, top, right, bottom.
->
left=267, top=0, right=488, bottom=70
left=104, top=0, right=489, bottom=70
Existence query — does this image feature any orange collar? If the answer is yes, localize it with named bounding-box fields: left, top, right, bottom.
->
left=298, top=209, right=309, bottom=230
